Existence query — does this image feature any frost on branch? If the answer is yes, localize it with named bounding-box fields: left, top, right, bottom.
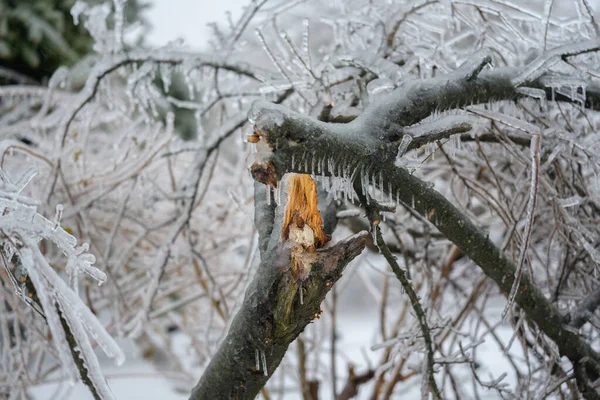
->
left=0, top=168, right=123, bottom=398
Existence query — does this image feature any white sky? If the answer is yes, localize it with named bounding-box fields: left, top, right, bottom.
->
left=145, top=0, right=249, bottom=49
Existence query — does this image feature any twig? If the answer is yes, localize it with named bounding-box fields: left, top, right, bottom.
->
left=565, top=286, right=600, bottom=329
left=336, top=365, right=375, bottom=400
left=372, top=222, right=442, bottom=400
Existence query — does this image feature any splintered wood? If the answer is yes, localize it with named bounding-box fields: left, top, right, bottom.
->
left=281, top=174, right=327, bottom=280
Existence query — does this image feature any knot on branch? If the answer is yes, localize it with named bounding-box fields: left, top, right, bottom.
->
left=251, top=161, right=278, bottom=188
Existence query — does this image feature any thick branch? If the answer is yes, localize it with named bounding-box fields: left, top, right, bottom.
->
left=248, top=66, right=599, bottom=179
left=190, top=232, right=367, bottom=399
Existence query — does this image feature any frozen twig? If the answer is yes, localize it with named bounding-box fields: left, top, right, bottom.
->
left=0, top=169, right=122, bottom=399
left=565, top=286, right=600, bottom=329
left=511, top=38, right=600, bottom=86
left=371, top=221, right=442, bottom=400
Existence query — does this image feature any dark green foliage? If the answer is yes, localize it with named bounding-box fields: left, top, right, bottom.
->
left=0, top=0, right=148, bottom=83
left=154, top=71, right=199, bottom=140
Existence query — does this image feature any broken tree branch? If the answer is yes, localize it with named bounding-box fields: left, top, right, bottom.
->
left=189, top=204, right=367, bottom=399
left=246, top=47, right=600, bottom=397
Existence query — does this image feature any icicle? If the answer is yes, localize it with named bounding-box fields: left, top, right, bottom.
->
left=379, top=172, right=384, bottom=201
left=302, top=19, right=311, bottom=69
left=370, top=170, right=377, bottom=201
left=395, top=134, right=413, bottom=166
left=266, top=185, right=271, bottom=205
left=360, top=165, right=367, bottom=196
left=517, top=87, right=548, bottom=111
left=255, top=348, right=260, bottom=371
left=274, top=185, right=281, bottom=205
left=261, top=350, right=268, bottom=376
left=372, top=229, right=379, bottom=251
left=184, top=70, right=195, bottom=101
left=299, top=284, right=304, bottom=305
left=454, top=134, right=462, bottom=157
left=53, top=204, right=63, bottom=230
left=160, top=64, right=173, bottom=93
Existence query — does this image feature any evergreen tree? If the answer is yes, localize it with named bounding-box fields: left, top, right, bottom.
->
left=0, top=0, right=148, bottom=83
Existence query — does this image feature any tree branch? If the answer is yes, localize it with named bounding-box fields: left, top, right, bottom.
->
left=247, top=54, right=600, bottom=396
left=189, top=215, right=367, bottom=399
left=564, top=286, right=600, bottom=329
left=248, top=63, right=600, bottom=183
left=336, top=366, right=375, bottom=400
left=23, top=277, right=102, bottom=399
left=373, top=223, right=441, bottom=399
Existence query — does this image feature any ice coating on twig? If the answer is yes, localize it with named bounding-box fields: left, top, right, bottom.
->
left=511, top=39, right=600, bottom=86
left=0, top=168, right=123, bottom=391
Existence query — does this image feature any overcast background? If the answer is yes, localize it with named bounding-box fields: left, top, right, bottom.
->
left=146, top=0, right=249, bottom=49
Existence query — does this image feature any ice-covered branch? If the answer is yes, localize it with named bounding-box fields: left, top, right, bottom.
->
left=132, top=115, right=247, bottom=333
left=372, top=222, right=441, bottom=399
left=246, top=58, right=600, bottom=395
left=450, top=50, right=493, bottom=82
left=511, top=38, right=600, bottom=86
left=59, top=50, right=272, bottom=147
left=402, top=115, right=475, bottom=150
left=0, top=169, right=122, bottom=399
left=564, top=286, right=600, bottom=330
left=248, top=63, right=600, bottom=188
